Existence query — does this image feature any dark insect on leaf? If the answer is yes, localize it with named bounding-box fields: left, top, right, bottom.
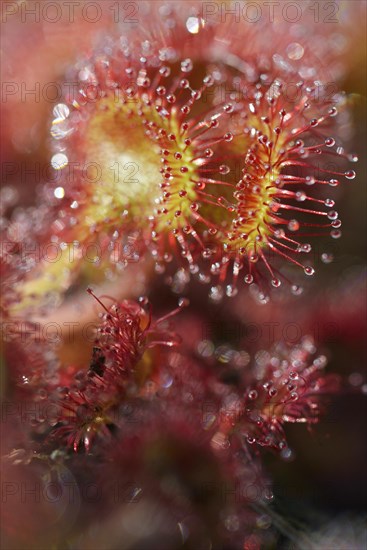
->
left=89, top=347, right=106, bottom=376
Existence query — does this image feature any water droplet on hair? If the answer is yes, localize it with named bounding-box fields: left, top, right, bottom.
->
left=305, top=176, right=315, bottom=185
left=313, top=355, right=327, bottom=368
left=210, top=262, right=220, bottom=275
left=291, top=284, right=303, bottom=295
left=345, top=170, right=356, bottom=180
left=209, top=285, right=223, bottom=302
left=321, top=252, right=334, bottom=264
left=53, top=103, right=70, bottom=121
left=54, top=186, right=65, bottom=199
left=248, top=390, right=258, bottom=400
left=197, top=340, right=214, bottom=357
left=180, top=78, right=190, bottom=89
left=226, top=284, right=238, bottom=297
left=219, top=165, right=230, bottom=175
left=203, top=75, right=214, bottom=87
left=155, top=262, right=166, bottom=274
left=274, top=229, right=285, bottom=239
left=280, top=447, right=294, bottom=461
left=223, top=103, right=234, bottom=113
left=159, top=66, right=171, bottom=77
left=51, top=123, right=72, bottom=140
left=181, top=58, right=193, bottom=73
left=178, top=297, right=189, bottom=308
left=191, top=90, right=201, bottom=100
left=301, top=243, right=312, bottom=253
left=51, top=153, right=68, bottom=170
left=286, top=42, right=304, bottom=60
left=215, top=345, right=235, bottom=364
left=288, top=219, right=299, bottom=232
left=348, top=153, right=358, bottom=162
left=186, top=16, right=200, bottom=34
left=331, top=229, right=342, bottom=239
left=348, top=372, right=363, bottom=387
left=304, top=266, right=315, bottom=276
left=296, top=191, right=306, bottom=202
left=202, top=248, right=213, bottom=259
left=156, top=85, right=166, bottom=96
left=327, top=210, right=338, bottom=220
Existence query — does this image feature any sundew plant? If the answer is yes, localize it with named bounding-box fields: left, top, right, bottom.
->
left=1, top=2, right=366, bottom=549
